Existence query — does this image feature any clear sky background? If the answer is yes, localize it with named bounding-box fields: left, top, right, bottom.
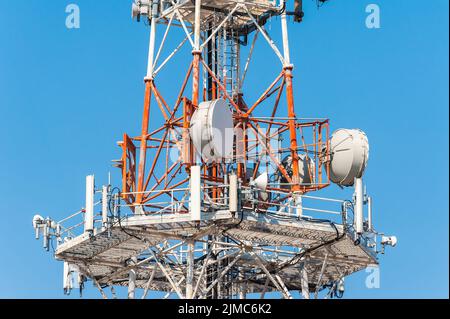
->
left=0, top=0, right=448, bottom=299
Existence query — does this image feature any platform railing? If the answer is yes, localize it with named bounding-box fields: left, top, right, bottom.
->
left=38, top=179, right=364, bottom=253
left=34, top=181, right=383, bottom=263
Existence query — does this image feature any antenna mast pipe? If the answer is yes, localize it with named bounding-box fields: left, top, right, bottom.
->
left=281, top=10, right=300, bottom=192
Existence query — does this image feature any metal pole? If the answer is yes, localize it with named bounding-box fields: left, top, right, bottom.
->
left=101, top=185, right=108, bottom=231
left=238, top=267, right=246, bottom=299
left=63, top=262, right=72, bottom=293
left=234, top=40, right=241, bottom=95
left=128, top=257, right=137, bottom=299
left=294, top=194, right=302, bottom=217
left=146, top=1, right=159, bottom=79
left=43, top=221, right=49, bottom=250
left=280, top=11, right=300, bottom=192
left=300, top=262, right=309, bottom=299
left=229, top=174, right=238, bottom=213
left=250, top=252, right=291, bottom=299
left=281, top=11, right=291, bottom=66
left=354, top=177, right=364, bottom=234
left=194, top=0, right=201, bottom=51
left=190, top=166, right=201, bottom=221
left=192, top=0, right=202, bottom=106
left=314, top=253, right=328, bottom=299
left=367, top=196, right=373, bottom=231
left=192, top=252, right=212, bottom=299
left=142, top=266, right=157, bottom=299
left=260, top=277, right=270, bottom=299
left=150, top=250, right=185, bottom=299
left=137, top=2, right=158, bottom=203
left=275, top=274, right=293, bottom=299
left=186, top=241, right=195, bottom=299
left=85, top=175, right=94, bottom=233
left=92, top=277, right=108, bottom=299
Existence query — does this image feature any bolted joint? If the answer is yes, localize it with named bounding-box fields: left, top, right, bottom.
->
left=283, top=64, right=295, bottom=72
left=239, top=113, right=249, bottom=121
left=242, top=244, right=253, bottom=253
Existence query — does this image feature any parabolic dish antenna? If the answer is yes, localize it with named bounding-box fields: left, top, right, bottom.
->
left=190, top=99, right=234, bottom=162
left=329, top=128, right=369, bottom=186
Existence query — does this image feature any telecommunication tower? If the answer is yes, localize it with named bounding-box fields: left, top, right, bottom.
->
left=33, top=0, right=396, bottom=299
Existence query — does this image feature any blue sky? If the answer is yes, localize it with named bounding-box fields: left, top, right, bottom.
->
left=0, top=0, right=448, bottom=299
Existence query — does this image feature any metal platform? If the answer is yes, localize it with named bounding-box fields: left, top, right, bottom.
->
left=158, top=0, right=280, bottom=28
left=54, top=210, right=377, bottom=297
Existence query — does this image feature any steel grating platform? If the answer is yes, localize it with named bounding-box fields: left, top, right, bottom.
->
left=55, top=210, right=377, bottom=295
left=160, top=0, right=279, bottom=27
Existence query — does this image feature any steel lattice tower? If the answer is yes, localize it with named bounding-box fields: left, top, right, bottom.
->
left=32, top=0, right=396, bottom=299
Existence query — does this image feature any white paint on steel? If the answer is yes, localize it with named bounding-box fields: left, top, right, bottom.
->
left=190, top=99, right=234, bottom=162
left=145, top=1, right=158, bottom=79
left=190, top=166, right=201, bottom=221
left=354, top=177, right=364, bottom=234
left=300, top=262, right=310, bottom=299
left=63, top=262, right=72, bottom=292
left=367, top=196, right=373, bottom=231
left=186, top=241, right=195, bottom=299
left=33, top=214, right=44, bottom=239
left=294, top=194, right=302, bottom=217
left=152, top=13, right=174, bottom=71
left=84, top=175, right=95, bottom=233
left=280, top=11, right=291, bottom=66
left=193, top=0, right=201, bottom=51
left=229, top=174, right=238, bottom=213
left=101, top=186, right=108, bottom=230
left=244, top=6, right=285, bottom=65
left=329, top=129, right=369, bottom=186
left=127, top=257, right=137, bottom=299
